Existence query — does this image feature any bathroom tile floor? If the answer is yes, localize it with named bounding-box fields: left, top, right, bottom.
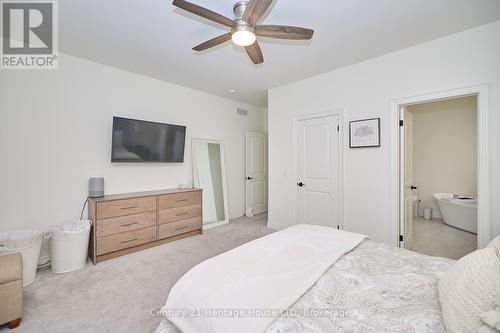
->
left=411, top=217, right=477, bottom=260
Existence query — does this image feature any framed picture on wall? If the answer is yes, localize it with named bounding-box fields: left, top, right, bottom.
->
left=349, top=118, right=380, bottom=148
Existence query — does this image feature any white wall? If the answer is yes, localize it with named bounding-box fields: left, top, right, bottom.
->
left=268, top=21, right=500, bottom=244
left=261, top=108, right=268, bottom=133
left=408, top=96, right=477, bottom=218
left=0, top=53, right=266, bottom=241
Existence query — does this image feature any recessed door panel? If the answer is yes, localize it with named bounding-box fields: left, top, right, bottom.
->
left=306, top=125, right=330, bottom=180
left=251, top=181, right=266, bottom=206
left=305, top=191, right=331, bottom=226
left=251, top=137, right=266, bottom=174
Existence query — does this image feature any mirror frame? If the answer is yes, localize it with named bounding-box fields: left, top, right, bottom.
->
left=191, top=138, right=230, bottom=230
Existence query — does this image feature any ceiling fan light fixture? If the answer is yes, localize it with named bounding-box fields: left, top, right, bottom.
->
left=232, top=30, right=256, bottom=46
left=231, top=24, right=256, bottom=46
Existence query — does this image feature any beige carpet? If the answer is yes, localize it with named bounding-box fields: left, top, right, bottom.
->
left=1, top=214, right=271, bottom=333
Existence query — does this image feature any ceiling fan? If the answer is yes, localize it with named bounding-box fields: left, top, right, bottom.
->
left=172, top=0, right=314, bottom=64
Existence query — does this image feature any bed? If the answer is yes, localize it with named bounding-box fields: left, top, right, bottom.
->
left=265, top=240, right=452, bottom=333
left=155, top=224, right=455, bottom=333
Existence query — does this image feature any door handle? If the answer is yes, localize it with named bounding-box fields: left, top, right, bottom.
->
left=297, top=182, right=305, bottom=187
left=246, top=177, right=254, bottom=180
left=120, top=206, right=138, bottom=210
left=121, top=238, right=138, bottom=244
left=410, top=185, right=418, bottom=190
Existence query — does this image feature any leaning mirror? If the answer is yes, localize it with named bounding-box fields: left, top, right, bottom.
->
left=192, top=139, right=229, bottom=229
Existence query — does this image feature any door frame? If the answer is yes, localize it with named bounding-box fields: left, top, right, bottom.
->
left=389, top=84, right=491, bottom=248
left=292, top=109, right=345, bottom=228
left=245, top=131, right=268, bottom=217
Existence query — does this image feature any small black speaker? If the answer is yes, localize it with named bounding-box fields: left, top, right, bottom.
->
left=89, top=178, right=104, bottom=198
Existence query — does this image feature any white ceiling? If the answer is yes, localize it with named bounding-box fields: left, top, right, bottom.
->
left=60, top=0, right=500, bottom=107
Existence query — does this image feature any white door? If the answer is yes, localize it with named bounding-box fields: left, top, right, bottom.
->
left=400, top=107, right=414, bottom=249
left=296, top=115, right=340, bottom=228
left=245, top=132, right=267, bottom=217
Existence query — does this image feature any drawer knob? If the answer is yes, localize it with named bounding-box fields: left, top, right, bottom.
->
left=176, top=212, right=189, bottom=216
left=176, top=199, right=189, bottom=202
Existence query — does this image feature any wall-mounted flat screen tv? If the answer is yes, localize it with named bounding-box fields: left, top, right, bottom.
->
left=111, top=117, right=186, bottom=163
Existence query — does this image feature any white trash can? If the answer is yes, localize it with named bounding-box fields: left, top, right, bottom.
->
left=0, top=229, right=45, bottom=286
left=423, top=207, right=433, bottom=220
left=48, top=220, right=91, bottom=274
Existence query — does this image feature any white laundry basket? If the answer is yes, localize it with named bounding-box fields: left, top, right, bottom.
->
left=0, top=229, right=45, bottom=286
left=48, top=220, right=91, bottom=274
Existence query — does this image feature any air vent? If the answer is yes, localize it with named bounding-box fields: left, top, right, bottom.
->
left=236, top=107, right=248, bottom=116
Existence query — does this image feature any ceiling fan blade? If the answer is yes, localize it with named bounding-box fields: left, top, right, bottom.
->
left=255, top=25, right=314, bottom=40
left=172, top=0, right=234, bottom=27
left=242, top=0, right=273, bottom=25
left=193, top=33, right=232, bottom=51
left=245, top=41, right=264, bottom=64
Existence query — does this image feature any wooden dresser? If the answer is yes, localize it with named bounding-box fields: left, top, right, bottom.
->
left=88, top=188, right=202, bottom=264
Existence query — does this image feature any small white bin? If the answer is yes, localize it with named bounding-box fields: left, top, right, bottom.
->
left=0, top=229, right=44, bottom=286
left=423, top=207, right=433, bottom=220
left=48, top=220, right=91, bottom=274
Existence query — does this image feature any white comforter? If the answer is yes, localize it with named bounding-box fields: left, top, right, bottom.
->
left=159, top=224, right=367, bottom=333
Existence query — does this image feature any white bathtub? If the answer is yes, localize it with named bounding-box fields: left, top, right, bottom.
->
left=433, top=193, right=477, bottom=234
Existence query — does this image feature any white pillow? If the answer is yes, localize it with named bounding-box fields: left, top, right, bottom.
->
left=479, top=291, right=500, bottom=332
left=488, top=235, right=500, bottom=257
left=438, top=247, right=500, bottom=332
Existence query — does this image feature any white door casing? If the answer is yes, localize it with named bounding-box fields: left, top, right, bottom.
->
left=390, top=84, right=491, bottom=249
left=400, top=107, right=414, bottom=249
left=245, top=131, right=268, bottom=217
left=296, top=115, right=340, bottom=228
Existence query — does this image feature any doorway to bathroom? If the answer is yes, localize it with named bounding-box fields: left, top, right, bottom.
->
left=391, top=85, right=492, bottom=259
left=400, top=96, right=478, bottom=259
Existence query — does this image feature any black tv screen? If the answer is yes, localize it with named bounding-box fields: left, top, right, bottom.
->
left=111, top=117, right=186, bottom=163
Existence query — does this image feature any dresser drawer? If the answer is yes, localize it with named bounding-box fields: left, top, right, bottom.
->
left=96, top=211, right=157, bottom=237
left=97, top=197, right=156, bottom=219
left=158, top=191, right=201, bottom=209
left=159, top=217, right=201, bottom=240
left=97, top=226, right=156, bottom=255
left=159, top=204, right=201, bottom=224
